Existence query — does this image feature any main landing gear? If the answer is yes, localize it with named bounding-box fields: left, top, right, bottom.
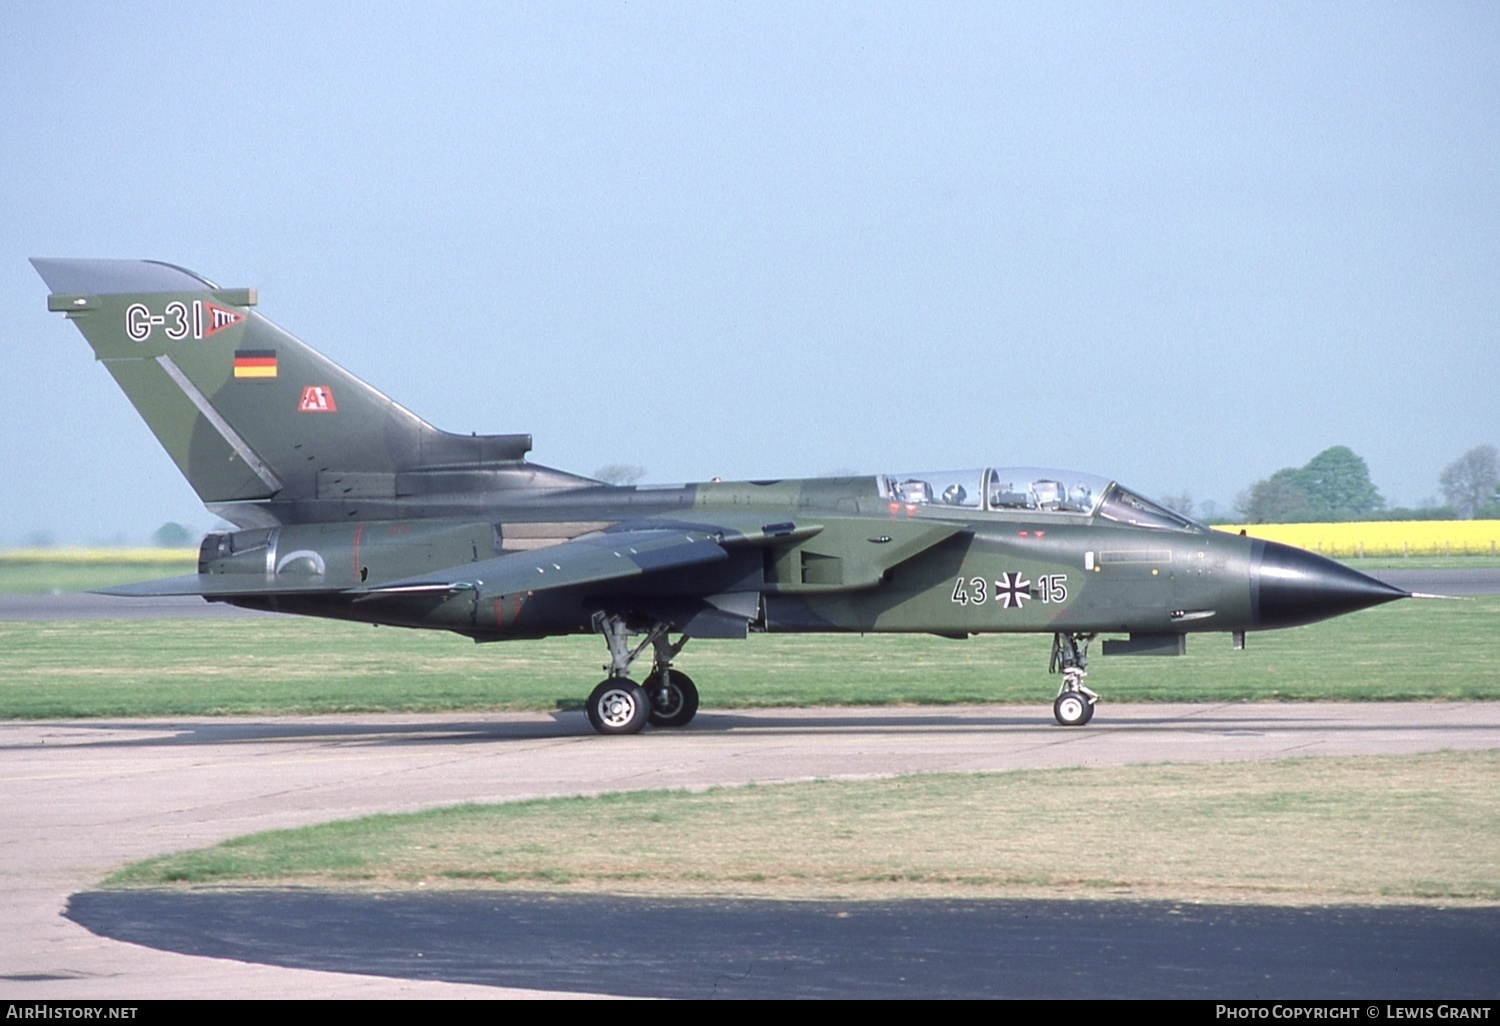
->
left=585, top=614, right=699, bottom=736
left=1050, top=632, right=1099, bottom=727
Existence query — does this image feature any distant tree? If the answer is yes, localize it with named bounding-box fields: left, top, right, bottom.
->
left=1439, top=445, right=1500, bottom=519
left=1235, top=446, right=1384, bottom=523
left=1291, top=445, right=1384, bottom=520
left=1235, top=476, right=1311, bottom=524
left=151, top=522, right=195, bottom=547
left=593, top=464, right=647, bottom=486
left=22, top=529, right=55, bottom=549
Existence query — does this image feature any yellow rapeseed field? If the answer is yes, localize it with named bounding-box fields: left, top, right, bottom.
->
left=1215, top=521, right=1500, bottom=558
left=0, top=547, right=197, bottom=564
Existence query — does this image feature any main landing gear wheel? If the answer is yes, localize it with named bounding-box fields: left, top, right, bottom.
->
left=586, top=678, right=650, bottom=735
left=589, top=613, right=701, bottom=735
left=1053, top=690, right=1094, bottom=727
left=646, top=669, right=699, bottom=728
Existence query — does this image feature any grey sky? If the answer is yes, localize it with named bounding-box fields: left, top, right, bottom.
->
left=3, top=2, right=1497, bottom=544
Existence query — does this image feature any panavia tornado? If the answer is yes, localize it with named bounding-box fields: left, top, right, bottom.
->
left=31, top=259, right=1409, bottom=734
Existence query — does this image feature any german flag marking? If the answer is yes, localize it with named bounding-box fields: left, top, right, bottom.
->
left=233, top=349, right=277, bottom=379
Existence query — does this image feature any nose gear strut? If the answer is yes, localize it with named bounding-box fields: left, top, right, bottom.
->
left=1049, top=632, right=1099, bottom=727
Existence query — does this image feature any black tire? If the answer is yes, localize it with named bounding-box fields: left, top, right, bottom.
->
left=1053, top=690, right=1094, bottom=727
left=646, top=669, right=700, bottom=728
left=586, top=678, right=650, bottom=735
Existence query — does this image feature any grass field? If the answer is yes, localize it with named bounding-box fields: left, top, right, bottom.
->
left=1, top=594, right=1497, bottom=718
left=0, top=550, right=195, bottom=594
left=105, top=750, right=1500, bottom=906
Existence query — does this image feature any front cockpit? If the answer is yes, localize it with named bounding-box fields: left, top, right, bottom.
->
left=877, top=467, right=1202, bottom=532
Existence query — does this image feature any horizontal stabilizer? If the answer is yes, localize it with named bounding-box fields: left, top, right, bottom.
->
left=96, top=574, right=346, bottom=598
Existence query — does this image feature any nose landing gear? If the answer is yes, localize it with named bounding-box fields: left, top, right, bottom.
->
left=1050, top=632, right=1099, bottom=727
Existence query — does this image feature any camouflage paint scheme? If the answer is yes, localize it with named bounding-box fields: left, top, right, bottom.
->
left=32, top=259, right=1407, bottom=733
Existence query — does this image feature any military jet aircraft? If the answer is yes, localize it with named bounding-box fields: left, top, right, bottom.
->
left=32, top=258, right=1409, bottom=734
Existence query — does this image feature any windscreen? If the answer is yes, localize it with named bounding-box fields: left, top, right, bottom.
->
left=1096, top=485, right=1202, bottom=531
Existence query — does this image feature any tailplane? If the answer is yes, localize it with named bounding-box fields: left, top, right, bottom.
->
left=33, top=259, right=536, bottom=523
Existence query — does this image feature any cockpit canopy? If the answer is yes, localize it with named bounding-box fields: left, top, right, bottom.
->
left=877, top=467, right=1201, bottom=532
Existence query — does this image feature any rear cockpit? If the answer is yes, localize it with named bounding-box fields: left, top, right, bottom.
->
left=877, top=467, right=1203, bottom=531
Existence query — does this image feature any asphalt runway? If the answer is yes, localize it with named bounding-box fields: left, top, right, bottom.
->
left=64, top=890, right=1500, bottom=999
left=3, top=703, right=1498, bottom=999
left=1366, top=567, right=1500, bottom=596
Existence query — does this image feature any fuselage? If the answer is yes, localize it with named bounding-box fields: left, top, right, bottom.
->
left=207, top=468, right=1403, bottom=645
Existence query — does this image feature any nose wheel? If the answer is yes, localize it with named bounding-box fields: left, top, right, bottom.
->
left=1053, top=688, right=1095, bottom=727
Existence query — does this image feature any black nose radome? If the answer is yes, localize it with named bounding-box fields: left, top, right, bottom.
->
left=1252, top=540, right=1409, bottom=629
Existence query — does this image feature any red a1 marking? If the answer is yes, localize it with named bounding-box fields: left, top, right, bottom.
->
left=297, top=386, right=337, bottom=412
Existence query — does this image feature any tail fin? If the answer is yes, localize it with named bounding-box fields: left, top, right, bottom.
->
left=32, top=259, right=532, bottom=520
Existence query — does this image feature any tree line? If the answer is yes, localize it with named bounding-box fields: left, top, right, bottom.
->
left=1232, top=444, right=1500, bottom=524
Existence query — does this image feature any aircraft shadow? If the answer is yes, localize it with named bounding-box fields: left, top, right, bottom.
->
left=6, top=705, right=1496, bottom=753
